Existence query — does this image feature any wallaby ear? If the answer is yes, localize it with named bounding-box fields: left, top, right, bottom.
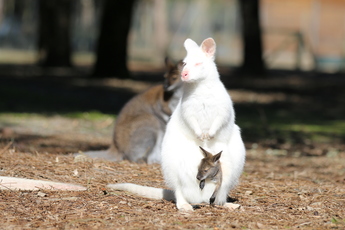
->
left=199, top=146, right=212, bottom=158
left=165, top=57, right=174, bottom=69
left=184, top=38, right=199, bottom=51
left=177, top=60, right=184, bottom=71
left=213, top=151, right=222, bottom=163
left=201, top=38, right=216, bottom=58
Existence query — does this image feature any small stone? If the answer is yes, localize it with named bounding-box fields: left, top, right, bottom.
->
left=224, top=203, right=241, bottom=210
left=37, top=191, right=47, bottom=197
left=73, top=169, right=78, bottom=176
left=245, top=191, right=253, bottom=195
left=74, top=154, right=92, bottom=163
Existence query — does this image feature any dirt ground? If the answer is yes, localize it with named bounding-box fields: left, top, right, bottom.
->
left=0, top=68, right=345, bottom=229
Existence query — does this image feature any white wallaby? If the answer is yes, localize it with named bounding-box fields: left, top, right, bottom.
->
left=107, top=38, right=246, bottom=212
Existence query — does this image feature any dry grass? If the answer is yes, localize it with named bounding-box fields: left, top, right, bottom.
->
left=0, top=137, right=344, bottom=229
left=1, top=72, right=345, bottom=229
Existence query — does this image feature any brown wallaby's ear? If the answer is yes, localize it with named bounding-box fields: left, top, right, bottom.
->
left=165, top=57, right=174, bottom=69
left=199, top=146, right=212, bottom=158
left=201, top=38, right=216, bottom=58
left=213, top=151, right=222, bottom=163
left=177, top=60, right=184, bottom=71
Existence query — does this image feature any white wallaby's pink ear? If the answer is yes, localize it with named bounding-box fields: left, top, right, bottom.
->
left=201, top=38, right=216, bottom=58
left=184, top=38, right=199, bottom=51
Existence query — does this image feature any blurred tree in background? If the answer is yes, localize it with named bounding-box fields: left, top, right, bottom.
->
left=93, top=0, right=136, bottom=78
left=5, top=0, right=340, bottom=76
left=0, top=0, right=266, bottom=77
left=238, top=0, right=265, bottom=75
left=38, top=0, right=72, bottom=67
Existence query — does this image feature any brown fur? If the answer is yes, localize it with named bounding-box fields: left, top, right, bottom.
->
left=107, top=58, right=183, bottom=163
left=197, top=146, right=222, bottom=204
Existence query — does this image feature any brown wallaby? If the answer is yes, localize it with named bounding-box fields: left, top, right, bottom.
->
left=78, top=58, right=183, bottom=163
left=197, top=146, right=222, bottom=205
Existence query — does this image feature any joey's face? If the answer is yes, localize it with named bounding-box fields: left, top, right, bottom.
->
left=197, top=160, right=214, bottom=181
left=180, top=38, right=216, bottom=82
left=197, top=167, right=209, bottom=181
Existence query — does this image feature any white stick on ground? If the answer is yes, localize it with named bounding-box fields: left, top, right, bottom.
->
left=0, top=176, right=87, bottom=191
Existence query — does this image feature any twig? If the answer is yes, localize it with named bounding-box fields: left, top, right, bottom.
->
left=0, top=142, right=13, bottom=155
left=101, top=166, right=117, bottom=172
left=66, top=218, right=109, bottom=228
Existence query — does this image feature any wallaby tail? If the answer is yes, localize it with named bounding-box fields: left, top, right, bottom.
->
left=74, top=147, right=123, bottom=162
left=107, top=183, right=175, bottom=201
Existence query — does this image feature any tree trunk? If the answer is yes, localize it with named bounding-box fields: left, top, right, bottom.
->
left=38, top=0, right=72, bottom=67
left=93, top=0, right=136, bottom=78
left=238, top=0, right=265, bottom=75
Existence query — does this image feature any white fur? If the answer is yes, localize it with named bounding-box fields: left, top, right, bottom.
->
left=107, top=183, right=174, bottom=200
left=107, top=38, right=246, bottom=211
left=168, top=84, right=183, bottom=113
left=147, top=129, right=165, bottom=163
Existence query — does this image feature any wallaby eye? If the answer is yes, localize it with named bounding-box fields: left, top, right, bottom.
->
left=203, top=169, right=208, bottom=173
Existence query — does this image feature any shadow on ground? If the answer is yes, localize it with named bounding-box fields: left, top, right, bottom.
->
left=1, top=66, right=345, bottom=230
left=1, top=65, right=345, bottom=155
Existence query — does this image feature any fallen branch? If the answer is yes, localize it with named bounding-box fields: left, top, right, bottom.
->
left=0, top=142, right=13, bottom=155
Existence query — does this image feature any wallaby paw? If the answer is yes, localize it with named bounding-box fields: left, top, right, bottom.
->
left=199, top=180, right=205, bottom=190
left=197, top=135, right=204, bottom=141
left=223, top=203, right=241, bottom=210
left=177, top=203, right=194, bottom=212
left=198, top=133, right=213, bottom=142
left=209, top=196, right=215, bottom=205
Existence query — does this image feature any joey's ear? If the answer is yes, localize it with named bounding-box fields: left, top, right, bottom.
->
left=199, top=146, right=212, bottom=158
left=184, top=38, right=199, bottom=51
left=213, top=151, right=222, bottom=163
left=201, top=38, right=216, bottom=58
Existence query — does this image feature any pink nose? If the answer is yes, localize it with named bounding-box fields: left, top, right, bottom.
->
left=181, top=71, right=189, bottom=80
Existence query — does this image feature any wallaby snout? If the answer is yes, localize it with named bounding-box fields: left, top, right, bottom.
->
left=163, top=79, right=170, bottom=90
left=181, top=70, right=189, bottom=81
left=196, top=173, right=205, bottom=181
